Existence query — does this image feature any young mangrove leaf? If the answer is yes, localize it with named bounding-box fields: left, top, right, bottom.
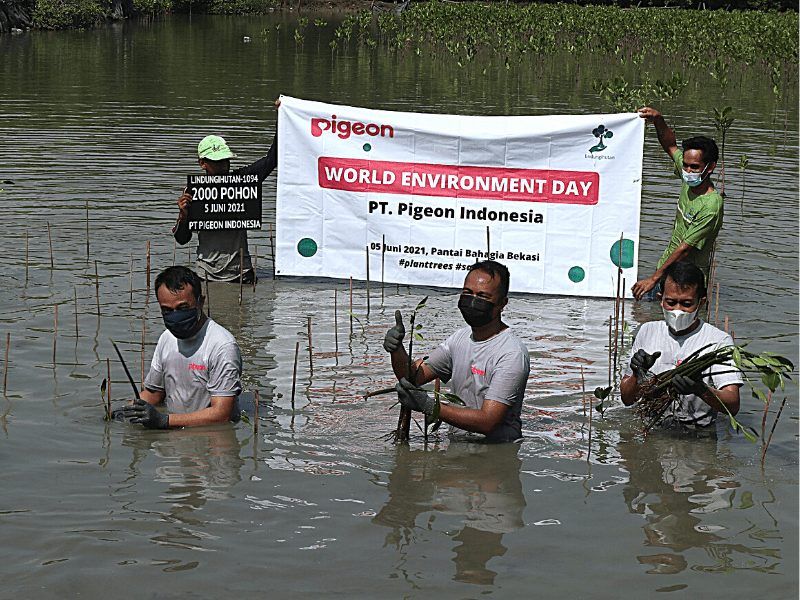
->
left=594, top=386, right=612, bottom=401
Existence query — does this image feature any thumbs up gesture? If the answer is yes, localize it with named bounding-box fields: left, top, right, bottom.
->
left=383, top=310, right=406, bottom=354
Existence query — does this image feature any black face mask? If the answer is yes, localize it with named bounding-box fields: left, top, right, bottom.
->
left=163, top=307, right=200, bottom=339
left=458, top=294, right=496, bottom=328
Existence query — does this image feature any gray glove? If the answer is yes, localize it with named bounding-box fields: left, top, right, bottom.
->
left=396, top=377, right=436, bottom=416
left=672, top=373, right=707, bottom=397
left=383, top=310, right=406, bottom=353
left=630, top=349, right=661, bottom=380
left=122, top=399, right=170, bottom=429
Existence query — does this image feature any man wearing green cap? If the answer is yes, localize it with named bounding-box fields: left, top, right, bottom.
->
left=173, top=132, right=277, bottom=282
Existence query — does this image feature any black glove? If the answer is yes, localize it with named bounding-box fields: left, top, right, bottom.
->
left=630, top=349, right=661, bottom=380
left=383, top=310, right=406, bottom=354
left=396, top=377, right=436, bottom=416
left=672, top=374, right=708, bottom=397
left=122, top=399, right=170, bottom=429
left=110, top=407, right=127, bottom=422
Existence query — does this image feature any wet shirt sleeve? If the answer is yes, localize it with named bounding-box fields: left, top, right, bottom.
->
left=207, top=342, right=242, bottom=397
left=425, top=333, right=456, bottom=383
left=236, top=133, right=278, bottom=184
left=672, top=148, right=684, bottom=178
left=484, top=349, right=529, bottom=406
left=144, top=336, right=165, bottom=392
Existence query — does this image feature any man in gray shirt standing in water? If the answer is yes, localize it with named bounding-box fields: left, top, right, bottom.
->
left=173, top=132, right=277, bottom=282
left=121, top=266, right=242, bottom=428
left=383, top=260, right=530, bottom=443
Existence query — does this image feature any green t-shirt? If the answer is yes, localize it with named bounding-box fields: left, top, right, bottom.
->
left=656, top=149, right=724, bottom=277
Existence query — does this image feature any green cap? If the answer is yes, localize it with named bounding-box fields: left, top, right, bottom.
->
left=197, top=135, right=236, bottom=161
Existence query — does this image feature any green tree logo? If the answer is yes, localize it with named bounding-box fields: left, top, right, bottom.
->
left=589, top=124, right=614, bottom=153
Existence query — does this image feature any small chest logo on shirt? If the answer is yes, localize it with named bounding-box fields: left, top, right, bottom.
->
left=188, top=363, right=207, bottom=371
left=471, top=365, right=485, bottom=376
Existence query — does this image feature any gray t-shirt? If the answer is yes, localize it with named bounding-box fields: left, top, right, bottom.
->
left=196, top=230, right=253, bottom=282
left=625, top=320, right=743, bottom=427
left=144, top=318, right=242, bottom=415
left=425, top=326, right=530, bottom=442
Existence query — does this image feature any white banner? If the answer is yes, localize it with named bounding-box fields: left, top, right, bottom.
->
left=276, top=96, right=643, bottom=298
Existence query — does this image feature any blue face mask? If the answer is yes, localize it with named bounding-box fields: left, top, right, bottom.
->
left=682, top=165, right=708, bottom=188
left=163, top=307, right=200, bottom=339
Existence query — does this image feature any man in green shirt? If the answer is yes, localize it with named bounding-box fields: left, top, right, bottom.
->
left=632, top=107, right=723, bottom=301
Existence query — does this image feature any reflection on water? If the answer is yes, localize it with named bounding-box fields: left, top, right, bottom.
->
left=373, top=443, right=525, bottom=585
left=121, top=425, right=243, bottom=553
left=620, top=430, right=781, bottom=576
left=0, top=11, right=796, bottom=598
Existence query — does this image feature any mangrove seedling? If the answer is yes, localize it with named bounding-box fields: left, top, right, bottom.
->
left=738, top=154, right=749, bottom=212
left=396, top=296, right=428, bottom=442
left=712, top=106, right=734, bottom=195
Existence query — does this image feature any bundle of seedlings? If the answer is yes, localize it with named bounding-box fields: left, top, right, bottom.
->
left=634, top=343, right=793, bottom=439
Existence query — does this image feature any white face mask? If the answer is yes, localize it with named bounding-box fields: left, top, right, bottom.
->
left=663, top=306, right=699, bottom=333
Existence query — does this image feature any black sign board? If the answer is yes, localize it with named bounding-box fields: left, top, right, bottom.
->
left=186, top=173, right=262, bottom=231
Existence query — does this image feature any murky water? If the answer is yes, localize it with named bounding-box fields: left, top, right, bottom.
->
left=0, top=13, right=797, bottom=598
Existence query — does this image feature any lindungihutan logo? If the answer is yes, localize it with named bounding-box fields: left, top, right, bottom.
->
left=589, top=124, right=614, bottom=153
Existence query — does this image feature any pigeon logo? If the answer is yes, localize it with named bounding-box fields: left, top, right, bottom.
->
left=311, top=115, right=394, bottom=140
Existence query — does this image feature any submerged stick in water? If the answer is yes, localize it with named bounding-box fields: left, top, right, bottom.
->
left=52, top=304, right=58, bottom=364
left=94, top=260, right=100, bottom=317
left=268, top=222, right=277, bottom=280
left=334, top=289, right=339, bottom=356
left=85, top=200, right=90, bottom=262
left=291, top=340, right=300, bottom=411
left=74, top=286, right=79, bottom=340
left=24, top=228, right=29, bottom=286
left=307, top=316, right=313, bottom=375
left=365, top=245, right=371, bottom=316
left=3, top=333, right=9, bottom=395
left=145, top=240, right=151, bottom=303
left=381, top=235, right=385, bottom=304
left=254, top=389, right=260, bottom=435
left=128, top=254, right=133, bottom=308
left=106, top=357, right=112, bottom=419
left=238, top=247, right=244, bottom=306
left=140, top=315, right=146, bottom=389
left=47, top=221, right=54, bottom=270
left=349, top=277, right=353, bottom=335
left=252, top=245, right=258, bottom=292
left=110, top=339, right=141, bottom=401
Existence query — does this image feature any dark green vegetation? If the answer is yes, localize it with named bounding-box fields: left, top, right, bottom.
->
left=333, top=2, right=797, bottom=68
left=328, top=2, right=797, bottom=111
left=3, top=0, right=279, bottom=31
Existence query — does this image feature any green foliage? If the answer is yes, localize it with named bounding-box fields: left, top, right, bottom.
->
left=133, top=0, right=173, bottom=14
left=206, top=0, right=276, bottom=15
left=593, top=73, right=688, bottom=111
left=335, top=2, right=798, bottom=70
left=713, top=105, right=735, bottom=132
left=33, top=0, right=108, bottom=29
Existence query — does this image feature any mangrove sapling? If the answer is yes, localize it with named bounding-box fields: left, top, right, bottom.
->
left=395, top=296, right=428, bottom=443
left=712, top=106, right=734, bottom=196
left=633, top=344, right=793, bottom=441
left=738, top=154, right=748, bottom=218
